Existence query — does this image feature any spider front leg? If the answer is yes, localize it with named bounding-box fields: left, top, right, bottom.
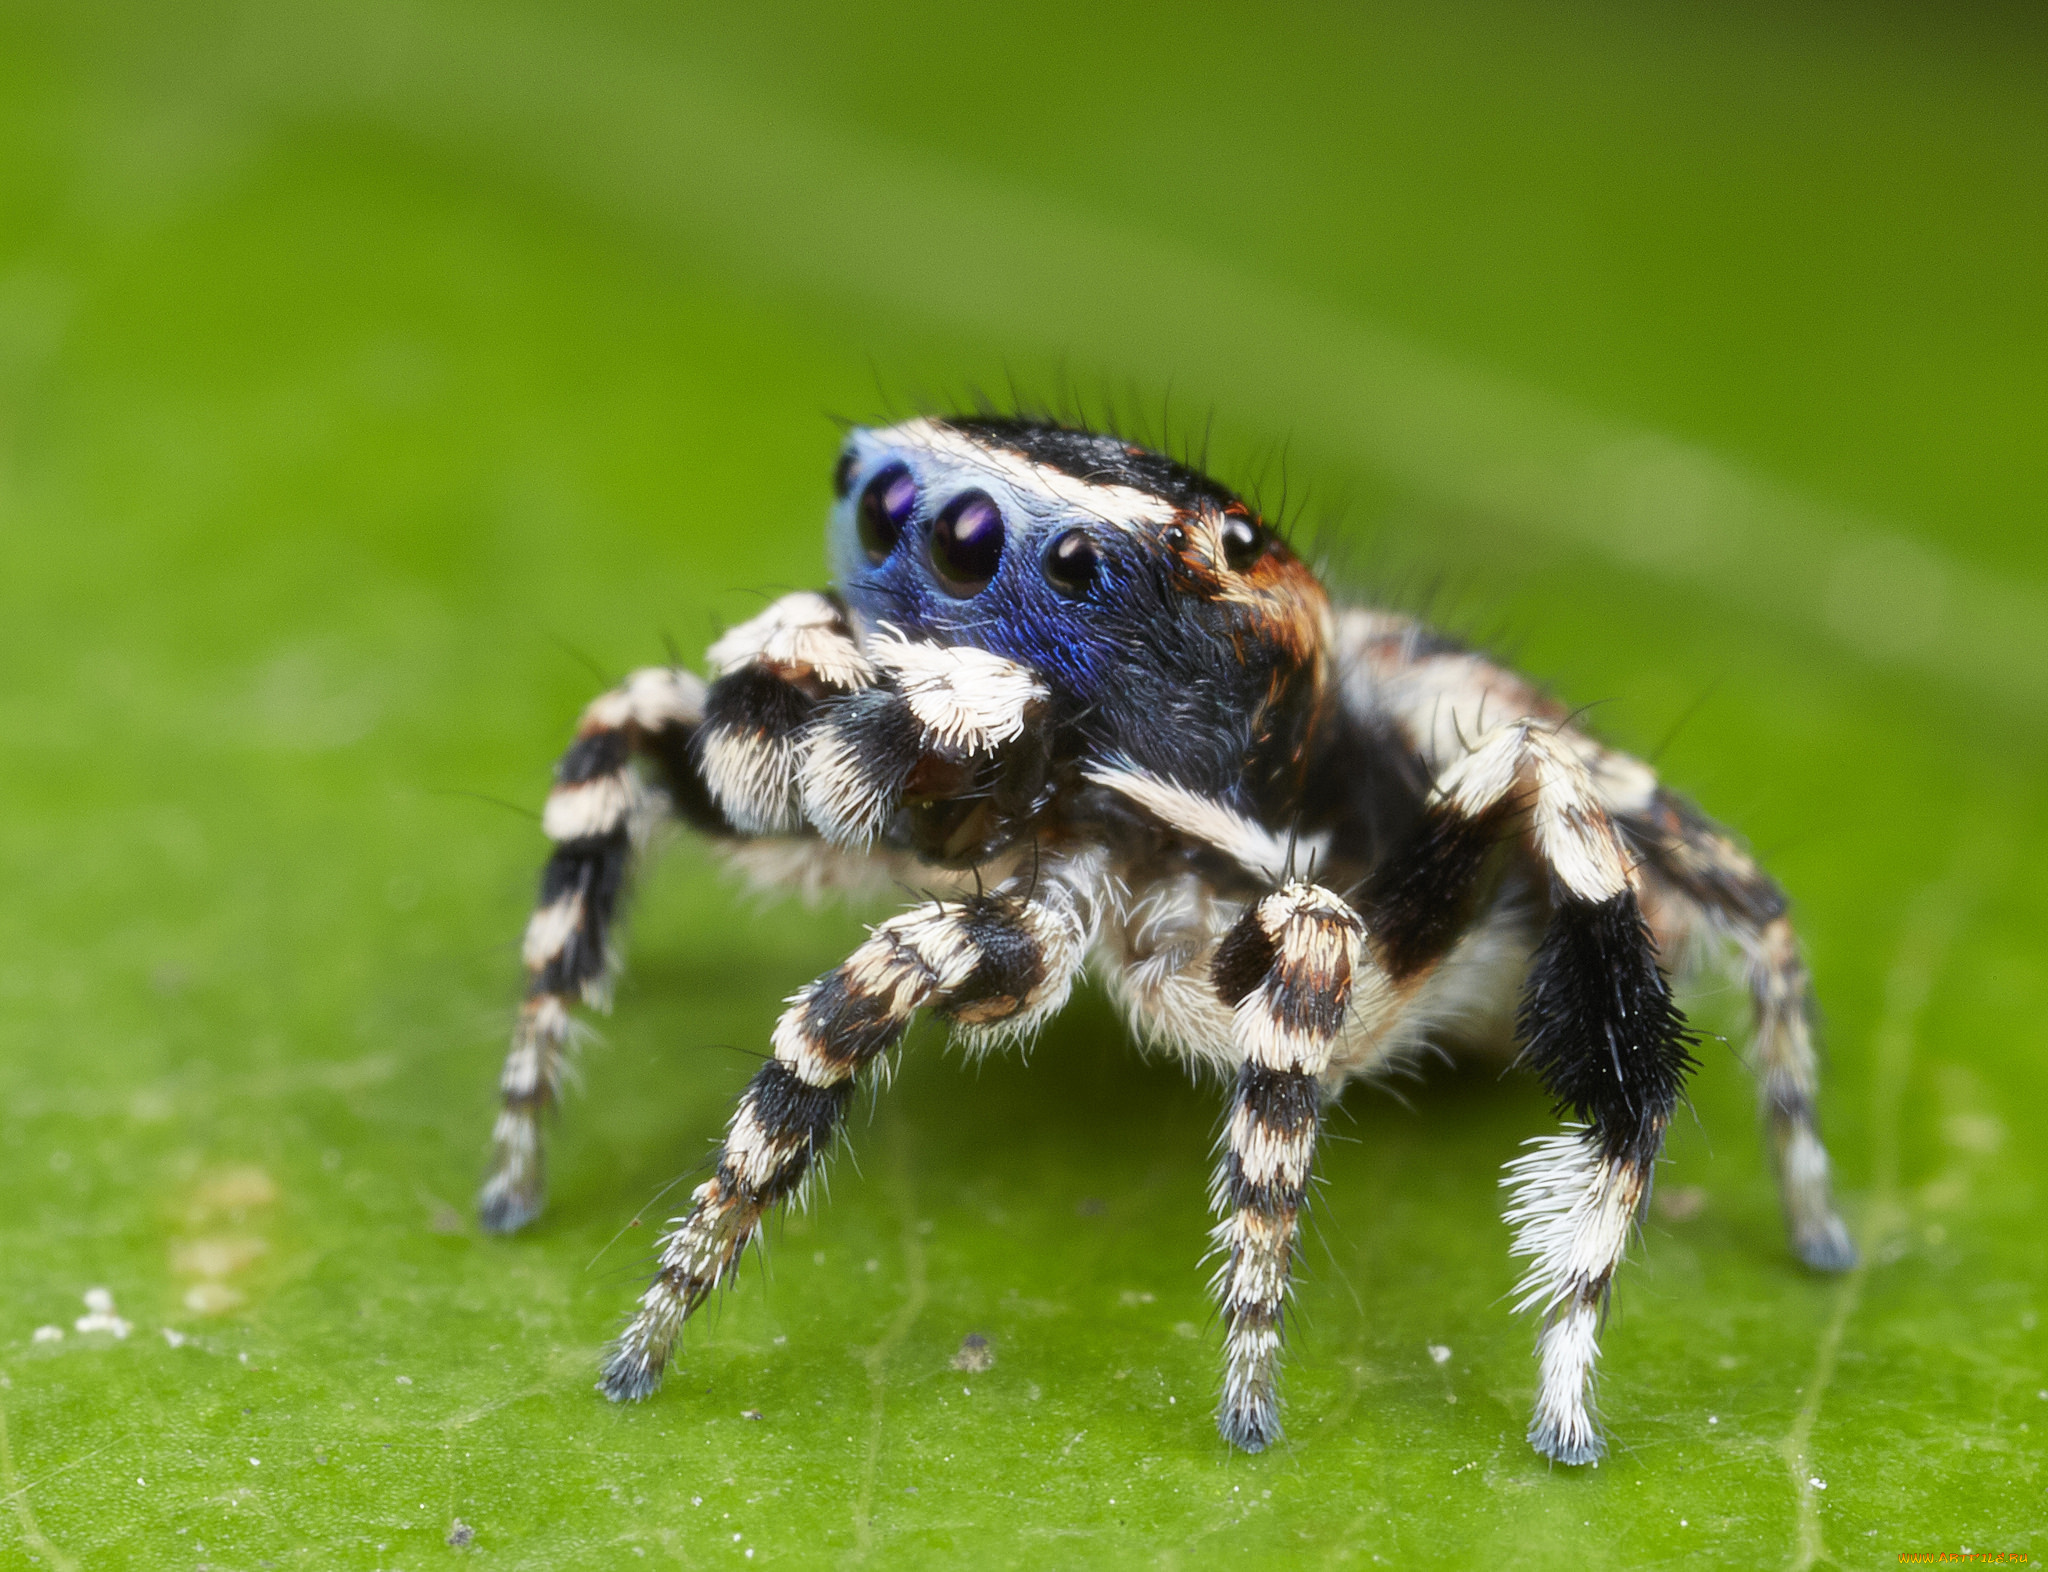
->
left=1208, top=883, right=1371, bottom=1451
left=598, top=853, right=1098, bottom=1401
left=479, top=592, right=871, bottom=1233
left=479, top=666, right=708, bottom=1233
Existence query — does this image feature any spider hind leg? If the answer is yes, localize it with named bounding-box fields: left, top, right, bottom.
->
left=1625, top=789, right=1856, bottom=1272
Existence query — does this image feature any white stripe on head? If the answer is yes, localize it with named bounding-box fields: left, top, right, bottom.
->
left=876, top=418, right=1178, bottom=531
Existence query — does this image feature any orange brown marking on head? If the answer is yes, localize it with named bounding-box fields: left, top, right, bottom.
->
left=1167, top=504, right=1332, bottom=679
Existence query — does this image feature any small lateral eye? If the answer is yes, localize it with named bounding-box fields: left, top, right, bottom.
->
left=857, top=464, right=917, bottom=564
left=1043, top=527, right=1098, bottom=598
left=832, top=448, right=857, bottom=500
left=929, top=490, right=1005, bottom=596
left=1219, top=515, right=1266, bottom=572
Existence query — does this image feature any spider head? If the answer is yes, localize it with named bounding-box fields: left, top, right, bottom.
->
left=828, top=417, right=1331, bottom=796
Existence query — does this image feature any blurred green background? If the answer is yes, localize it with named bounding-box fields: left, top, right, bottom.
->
left=1, top=1, right=2043, bottom=1566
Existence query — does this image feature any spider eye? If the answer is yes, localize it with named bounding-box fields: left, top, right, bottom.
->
left=929, top=490, right=1004, bottom=596
left=832, top=448, right=857, bottom=500
left=1043, top=528, right=1098, bottom=598
left=857, top=464, right=917, bottom=564
left=1219, top=515, right=1266, bottom=572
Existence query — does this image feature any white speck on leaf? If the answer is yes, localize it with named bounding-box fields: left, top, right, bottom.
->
left=31, top=1326, right=62, bottom=1344
left=1428, top=1344, right=1452, bottom=1365
left=76, top=1287, right=132, bottom=1338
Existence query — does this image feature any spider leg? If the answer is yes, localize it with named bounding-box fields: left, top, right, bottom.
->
left=1348, top=626, right=1852, bottom=1454
left=480, top=666, right=706, bottom=1233
left=1425, top=721, right=1695, bottom=1466
left=1207, top=882, right=1370, bottom=1451
left=597, top=850, right=1100, bottom=1403
left=1622, top=790, right=1856, bottom=1270
left=479, top=592, right=872, bottom=1234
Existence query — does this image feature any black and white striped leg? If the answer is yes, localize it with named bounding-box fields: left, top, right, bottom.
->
left=1427, top=723, right=1697, bottom=1465
left=694, top=590, right=875, bottom=833
left=597, top=857, right=1096, bottom=1403
left=480, top=667, right=707, bottom=1234
left=481, top=594, right=873, bottom=1235
left=1743, top=914, right=1854, bottom=1270
left=1208, top=883, right=1370, bottom=1452
left=1506, top=888, right=1694, bottom=1464
left=1621, top=790, right=1854, bottom=1272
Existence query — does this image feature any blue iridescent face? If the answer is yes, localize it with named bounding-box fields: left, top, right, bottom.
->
left=826, top=415, right=1330, bottom=799
left=828, top=416, right=1264, bottom=702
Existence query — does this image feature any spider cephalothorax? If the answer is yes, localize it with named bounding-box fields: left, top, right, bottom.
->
left=477, top=414, right=1855, bottom=1464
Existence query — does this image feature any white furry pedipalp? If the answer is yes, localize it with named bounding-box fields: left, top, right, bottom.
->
left=867, top=635, right=1048, bottom=754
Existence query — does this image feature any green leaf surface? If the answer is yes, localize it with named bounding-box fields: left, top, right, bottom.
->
left=1, top=2, right=2043, bottom=1565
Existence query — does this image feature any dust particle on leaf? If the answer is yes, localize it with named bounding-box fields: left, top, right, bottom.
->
left=447, top=1518, right=474, bottom=1549
left=950, top=1333, right=994, bottom=1373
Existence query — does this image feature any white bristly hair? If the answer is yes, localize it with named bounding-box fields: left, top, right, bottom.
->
left=706, top=591, right=874, bottom=690
left=1501, top=1128, right=1646, bottom=1463
left=1082, top=762, right=1329, bottom=886
left=867, top=634, right=1048, bottom=754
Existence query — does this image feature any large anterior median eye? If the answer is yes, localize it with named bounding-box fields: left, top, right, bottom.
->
left=929, top=490, right=1004, bottom=596
left=857, top=464, right=917, bottom=564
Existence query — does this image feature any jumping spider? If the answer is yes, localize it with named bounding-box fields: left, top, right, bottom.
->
left=478, top=415, right=1855, bottom=1463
